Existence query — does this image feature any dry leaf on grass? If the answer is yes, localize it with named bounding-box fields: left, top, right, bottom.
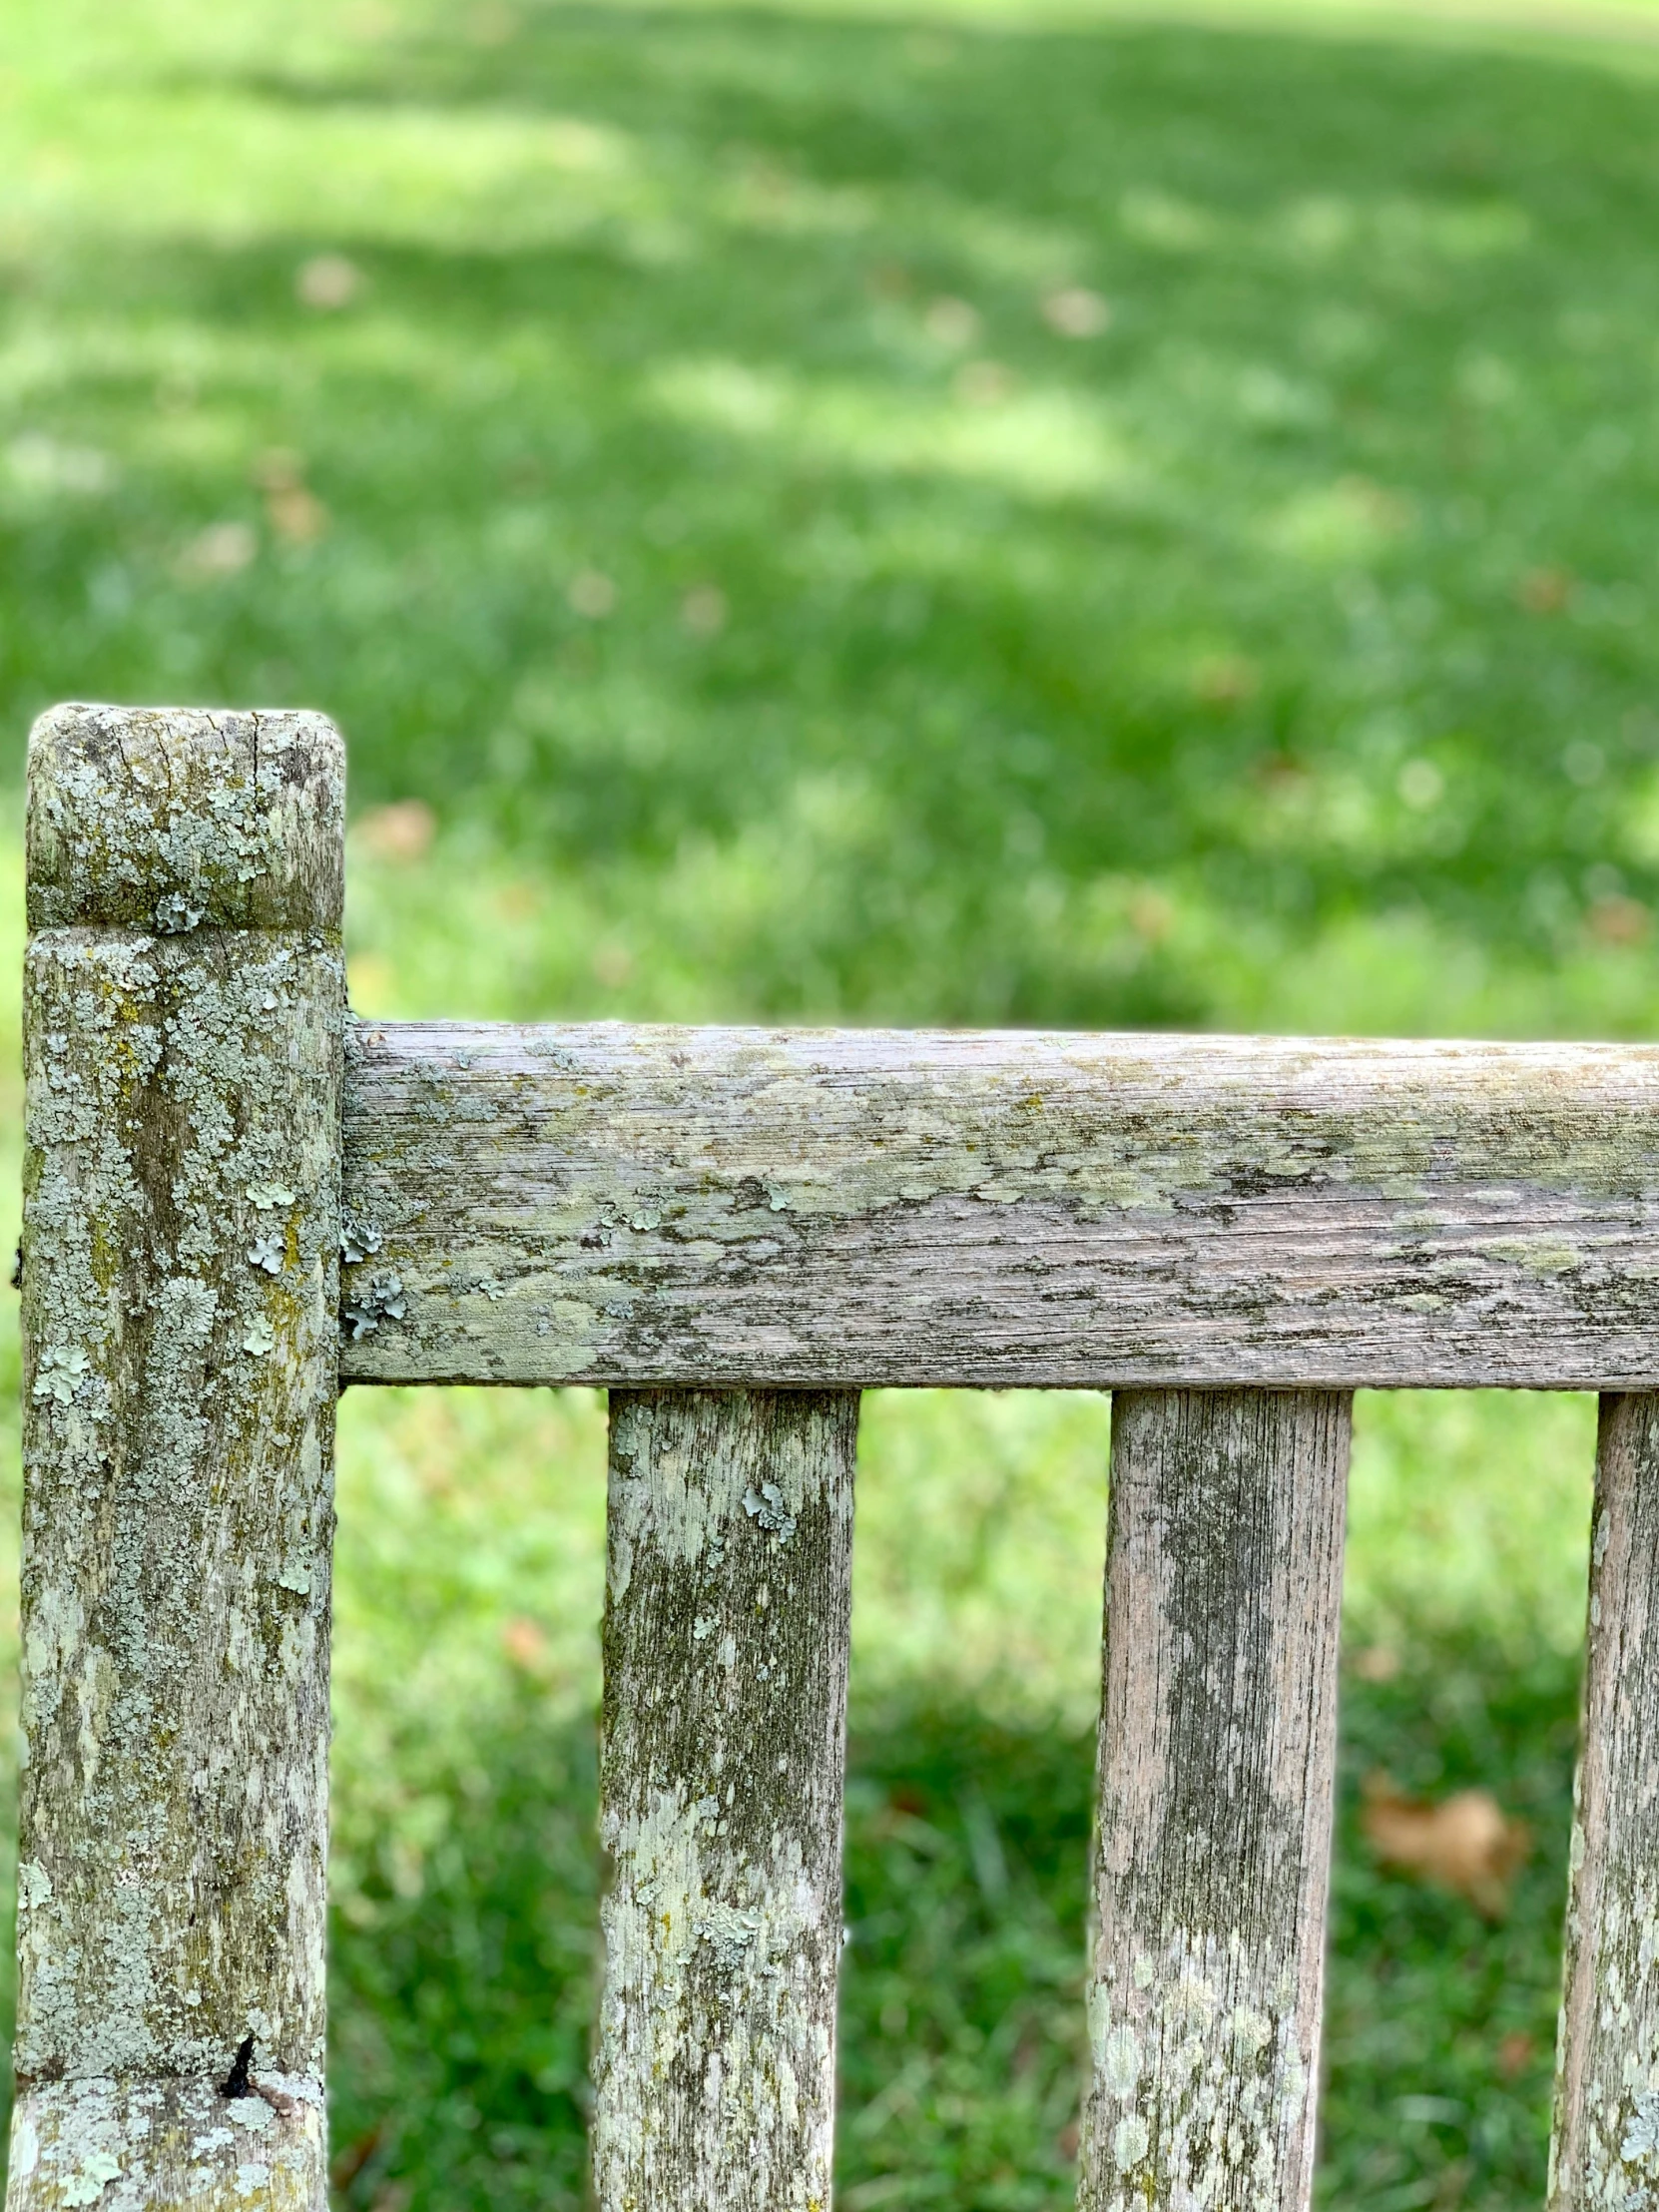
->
left=924, top=294, right=980, bottom=346
left=1518, top=564, right=1573, bottom=614
left=355, top=800, right=435, bottom=862
left=1361, top=1772, right=1529, bottom=1919
left=254, top=449, right=328, bottom=543
left=1496, top=2029, right=1535, bottom=2079
left=296, top=254, right=363, bottom=310
left=567, top=568, right=616, bottom=618
left=179, top=520, right=256, bottom=580
left=1041, top=285, right=1111, bottom=338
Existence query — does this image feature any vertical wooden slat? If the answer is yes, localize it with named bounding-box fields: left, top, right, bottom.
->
left=1550, top=1391, right=1659, bottom=2210
left=1078, top=1388, right=1351, bottom=2212
left=9, top=707, right=344, bottom=2212
left=594, top=1388, right=858, bottom=2212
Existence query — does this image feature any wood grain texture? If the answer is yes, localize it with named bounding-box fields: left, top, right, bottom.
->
left=11, top=706, right=344, bottom=2212
left=1079, top=1389, right=1351, bottom=2212
left=595, top=1389, right=858, bottom=2212
left=1549, top=1392, right=1659, bottom=2211
left=341, top=1021, right=1659, bottom=1390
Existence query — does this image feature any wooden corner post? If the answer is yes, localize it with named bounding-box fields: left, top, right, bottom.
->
left=10, top=706, right=345, bottom=2210
left=595, top=1389, right=859, bottom=2212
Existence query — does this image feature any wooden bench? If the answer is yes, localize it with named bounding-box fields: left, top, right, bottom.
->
left=9, top=703, right=1652, bottom=2210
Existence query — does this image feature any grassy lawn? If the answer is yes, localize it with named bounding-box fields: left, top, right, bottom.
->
left=3, top=0, right=1658, bottom=2201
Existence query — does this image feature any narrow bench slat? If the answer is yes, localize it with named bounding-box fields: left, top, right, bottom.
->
left=1079, top=1389, right=1351, bottom=2212
left=1550, top=1393, right=1659, bottom=2208
left=594, top=1388, right=858, bottom=2212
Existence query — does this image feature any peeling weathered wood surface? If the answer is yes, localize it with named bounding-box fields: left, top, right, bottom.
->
left=595, top=1389, right=858, bottom=2212
left=1079, top=1389, right=1351, bottom=2212
left=1549, top=1392, right=1659, bottom=2211
left=12, top=706, right=344, bottom=2211
left=340, top=1022, right=1659, bottom=1390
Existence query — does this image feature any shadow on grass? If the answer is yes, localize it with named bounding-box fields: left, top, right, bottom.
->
left=326, top=1631, right=1577, bottom=2210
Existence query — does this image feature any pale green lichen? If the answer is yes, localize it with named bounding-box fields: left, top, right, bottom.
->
left=14, top=708, right=341, bottom=2212
left=338, top=1022, right=1659, bottom=1388
left=594, top=1393, right=853, bottom=2212
left=246, top=1185, right=294, bottom=1213
left=1081, top=1931, right=1314, bottom=2212
left=1080, top=1390, right=1344, bottom=2212
left=26, top=705, right=344, bottom=936
left=8, top=2080, right=324, bottom=2211
left=595, top=1780, right=834, bottom=2212
left=19, top=933, right=339, bottom=2076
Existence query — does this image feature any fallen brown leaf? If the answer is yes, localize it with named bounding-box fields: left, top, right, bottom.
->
left=355, top=800, right=435, bottom=863
left=1519, top=565, right=1573, bottom=614
left=1361, top=1773, right=1528, bottom=1918
left=1195, top=654, right=1260, bottom=708
left=1126, top=887, right=1175, bottom=943
left=1497, top=2029, right=1535, bottom=2079
left=1042, top=285, right=1111, bottom=339
left=254, top=449, right=328, bottom=543
left=295, top=254, right=363, bottom=311
left=330, top=2123, right=383, bottom=2193
left=1589, top=893, right=1649, bottom=946
left=268, top=484, right=328, bottom=543
left=501, top=1615, right=549, bottom=1671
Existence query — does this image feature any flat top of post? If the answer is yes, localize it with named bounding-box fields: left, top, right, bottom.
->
left=26, top=702, right=345, bottom=935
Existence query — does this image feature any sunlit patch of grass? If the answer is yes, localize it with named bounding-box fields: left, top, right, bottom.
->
left=1347, top=1389, right=1594, bottom=1658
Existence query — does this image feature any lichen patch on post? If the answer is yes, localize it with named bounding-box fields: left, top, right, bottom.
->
left=1086, top=1929, right=1312, bottom=2211
left=595, top=1390, right=858, bottom=2212
left=1079, top=1389, right=1350, bottom=2212
left=26, top=705, right=344, bottom=936
left=8, top=2081, right=322, bottom=2211
left=12, top=706, right=344, bottom=2212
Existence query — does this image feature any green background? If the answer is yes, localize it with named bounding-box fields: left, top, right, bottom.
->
left=3, top=0, right=1658, bottom=2199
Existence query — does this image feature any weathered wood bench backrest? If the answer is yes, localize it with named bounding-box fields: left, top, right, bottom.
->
left=8, top=706, right=1652, bottom=2211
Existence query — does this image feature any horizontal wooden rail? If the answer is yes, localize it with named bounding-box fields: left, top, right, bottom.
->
left=342, top=1020, right=1659, bottom=1390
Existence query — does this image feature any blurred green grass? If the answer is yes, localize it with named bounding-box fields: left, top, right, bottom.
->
left=1, top=0, right=1655, bottom=2201
left=11, top=0, right=1659, bottom=1036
